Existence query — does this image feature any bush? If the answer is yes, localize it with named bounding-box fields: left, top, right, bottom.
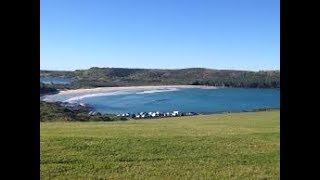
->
left=40, top=101, right=125, bottom=122
left=120, top=117, right=128, bottom=121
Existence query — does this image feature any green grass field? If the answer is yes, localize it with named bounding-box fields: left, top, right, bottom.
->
left=40, top=110, right=280, bottom=180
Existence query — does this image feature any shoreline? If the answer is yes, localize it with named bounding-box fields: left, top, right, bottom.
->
left=41, top=85, right=279, bottom=117
left=56, top=85, right=219, bottom=95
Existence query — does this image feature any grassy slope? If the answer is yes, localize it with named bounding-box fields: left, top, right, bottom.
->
left=41, top=110, right=280, bottom=179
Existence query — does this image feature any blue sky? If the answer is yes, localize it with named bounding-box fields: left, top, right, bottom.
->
left=40, top=0, right=279, bottom=71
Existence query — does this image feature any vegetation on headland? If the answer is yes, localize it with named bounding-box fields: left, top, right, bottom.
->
left=41, top=110, right=280, bottom=179
left=40, top=82, right=58, bottom=95
left=40, top=101, right=128, bottom=122
left=40, top=67, right=280, bottom=89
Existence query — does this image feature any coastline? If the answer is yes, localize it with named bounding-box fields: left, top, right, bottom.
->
left=56, top=85, right=219, bottom=95
left=41, top=85, right=279, bottom=117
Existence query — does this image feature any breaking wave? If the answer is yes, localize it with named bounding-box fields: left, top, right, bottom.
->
left=63, top=88, right=179, bottom=102
left=135, top=88, right=179, bottom=94
left=64, top=91, right=132, bottom=103
left=42, top=86, right=216, bottom=103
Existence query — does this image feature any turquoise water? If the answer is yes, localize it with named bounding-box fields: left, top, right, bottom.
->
left=45, top=87, right=279, bottom=114
left=40, top=77, right=73, bottom=84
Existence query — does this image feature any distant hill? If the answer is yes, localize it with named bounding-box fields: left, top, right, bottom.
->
left=40, top=67, right=280, bottom=89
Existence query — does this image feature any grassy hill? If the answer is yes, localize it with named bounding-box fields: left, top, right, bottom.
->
left=40, top=67, right=280, bottom=89
left=40, top=110, right=280, bottom=179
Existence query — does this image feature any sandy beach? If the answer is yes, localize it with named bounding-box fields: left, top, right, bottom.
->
left=57, top=85, right=218, bottom=95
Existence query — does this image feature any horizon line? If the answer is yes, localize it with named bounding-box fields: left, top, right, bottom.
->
left=40, top=66, right=280, bottom=72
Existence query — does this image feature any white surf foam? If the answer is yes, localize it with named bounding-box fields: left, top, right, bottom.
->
left=135, top=88, right=179, bottom=94
left=64, top=91, right=132, bottom=103
left=199, top=86, right=219, bottom=89
left=43, top=86, right=218, bottom=103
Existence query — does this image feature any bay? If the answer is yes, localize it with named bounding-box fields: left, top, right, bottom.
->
left=43, top=87, right=279, bottom=114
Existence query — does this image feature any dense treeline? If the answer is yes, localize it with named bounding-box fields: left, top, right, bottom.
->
left=40, top=83, right=58, bottom=95
left=40, top=101, right=128, bottom=122
left=40, top=67, right=280, bottom=89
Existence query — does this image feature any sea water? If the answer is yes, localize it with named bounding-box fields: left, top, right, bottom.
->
left=40, top=77, right=73, bottom=84
left=43, top=87, right=280, bottom=114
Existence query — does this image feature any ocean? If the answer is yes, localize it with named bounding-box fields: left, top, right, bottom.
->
left=40, top=77, right=73, bottom=84
left=42, top=87, right=280, bottom=114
